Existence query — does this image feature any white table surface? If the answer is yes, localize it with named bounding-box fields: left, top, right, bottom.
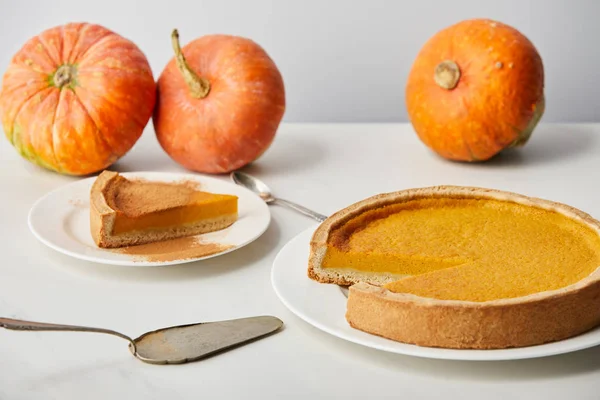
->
left=2, top=123, right=600, bottom=399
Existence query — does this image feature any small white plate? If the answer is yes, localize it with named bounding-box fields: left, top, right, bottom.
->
left=271, top=225, right=600, bottom=361
left=28, top=171, right=270, bottom=267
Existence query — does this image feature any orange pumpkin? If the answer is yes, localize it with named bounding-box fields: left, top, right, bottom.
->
left=405, top=19, right=545, bottom=162
left=153, top=30, right=285, bottom=174
left=0, top=22, right=156, bottom=175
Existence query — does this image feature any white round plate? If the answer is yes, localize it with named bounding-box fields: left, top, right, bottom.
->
left=272, top=225, right=600, bottom=361
left=28, top=171, right=270, bottom=267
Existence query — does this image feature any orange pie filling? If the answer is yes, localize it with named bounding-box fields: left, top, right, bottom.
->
left=111, top=195, right=238, bottom=235
left=323, top=198, right=600, bottom=302
left=104, top=176, right=238, bottom=235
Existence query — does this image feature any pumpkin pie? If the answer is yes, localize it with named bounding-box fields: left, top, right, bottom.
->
left=90, top=171, right=238, bottom=248
left=308, top=186, right=600, bottom=349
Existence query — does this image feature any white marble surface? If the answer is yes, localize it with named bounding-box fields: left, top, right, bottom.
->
left=2, top=123, right=600, bottom=399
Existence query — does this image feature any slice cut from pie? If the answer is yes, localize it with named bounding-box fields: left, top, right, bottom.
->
left=90, top=171, right=238, bottom=248
left=308, top=186, right=600, bottom=349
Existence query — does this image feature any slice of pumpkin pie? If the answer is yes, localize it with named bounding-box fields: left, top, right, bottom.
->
left=90, top=171, right=238, bottom=248
left=308, top=186, right=600, bottom=349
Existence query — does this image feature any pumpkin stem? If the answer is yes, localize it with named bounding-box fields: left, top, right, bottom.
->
left=53, top=65, right=77, bottom=89
left=434, top=60, right=460, bottom=90
left=171, top=29, right=210, bottom=99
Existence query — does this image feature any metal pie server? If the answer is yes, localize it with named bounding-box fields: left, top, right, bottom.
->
left=0, top=315, right=283, bottom=365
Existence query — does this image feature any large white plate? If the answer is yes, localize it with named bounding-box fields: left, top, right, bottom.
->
left=28, top=171, right=270, bottom=267
left=271, top=225, right=600, bottom=361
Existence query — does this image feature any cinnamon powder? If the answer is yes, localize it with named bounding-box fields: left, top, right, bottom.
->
left=116, top=236, right=232, bottom=262
left=105, top=176, right=207, bottom=217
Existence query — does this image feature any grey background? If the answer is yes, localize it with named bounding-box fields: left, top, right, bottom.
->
left=1, top=0, right=596, bottom=123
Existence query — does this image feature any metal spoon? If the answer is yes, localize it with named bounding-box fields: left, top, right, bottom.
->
left=230, top=172, right=352, bottom=297
left=231, top=171, right=327, bottom=222
left=0, top=315, right=283, bottom=365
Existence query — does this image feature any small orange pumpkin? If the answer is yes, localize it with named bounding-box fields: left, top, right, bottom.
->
left=0, top=22, right=156, bottom=175
left=153, top=30, right=285, bottom=174
left=405, top=19, right=545, bottom=162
